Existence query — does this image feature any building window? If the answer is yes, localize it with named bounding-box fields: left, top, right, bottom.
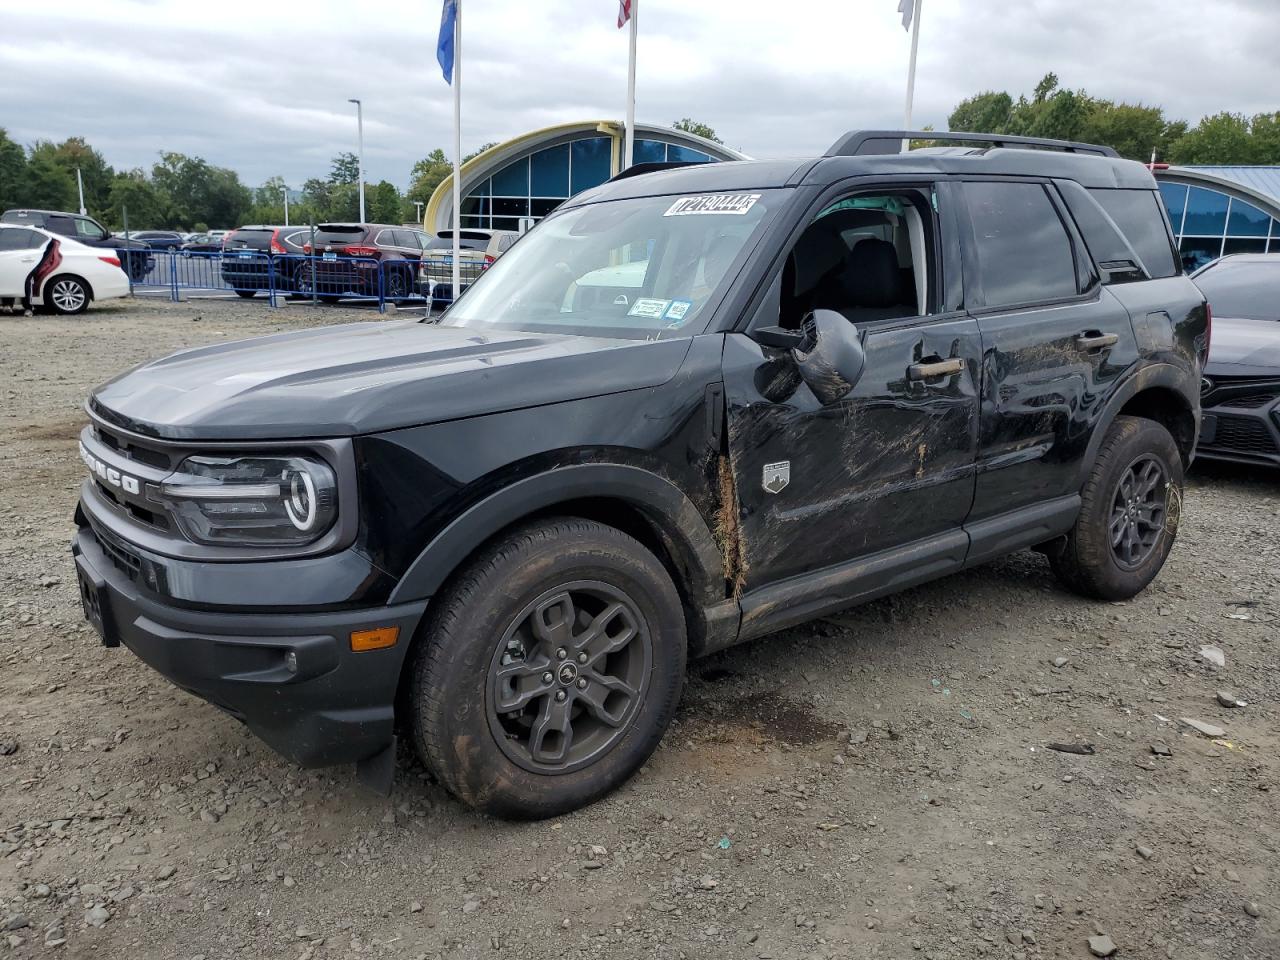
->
left=1158, top=180, right=1280, bottom=272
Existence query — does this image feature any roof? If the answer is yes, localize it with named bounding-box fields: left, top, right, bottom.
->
left=1174, top=166, right=1280, bottom=204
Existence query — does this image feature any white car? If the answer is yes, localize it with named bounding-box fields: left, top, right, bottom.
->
left=0, top=224, right=130, bottom=314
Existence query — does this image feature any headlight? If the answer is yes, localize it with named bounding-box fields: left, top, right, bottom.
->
left=157, top=455, right=337, bottom=546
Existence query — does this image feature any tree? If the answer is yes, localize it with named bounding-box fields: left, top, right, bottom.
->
left=330, top=152, right=361, bottom=185
left=250, top=176, right=289, bottom=224
left=107, top=169, right=165, bottom=231
left=462, top=142, right=498, bottom=164
left=0, top=129, right=25, bottom=211
left=29, top=137, right=114, bottom=218
left=947, top=92, right=1014, bottom=135
left=150, top=152, right=251, bottom=228
left=1166, top=112, right=1280, bottom=165
left=673, top=118, right=722, bottom=144
left=408, top=148, right=451, bottom=211
left=20, top=152, right=77, bottom=211
left=369, top=180, right=402, bottom=223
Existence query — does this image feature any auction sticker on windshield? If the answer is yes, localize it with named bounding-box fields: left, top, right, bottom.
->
left=664, top=194, right=761, bottom=217
left=627, top=298, right=672, bottom=319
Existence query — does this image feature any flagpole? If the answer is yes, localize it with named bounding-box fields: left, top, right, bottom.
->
left=624, top=0, right=638, bottom=169
left=903, top=0, right=921, bottom=131
left=451, top=0, right=462, bottom=303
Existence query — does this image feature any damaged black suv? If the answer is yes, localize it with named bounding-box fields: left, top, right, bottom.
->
left=73, top=131, right=1208, bottom=818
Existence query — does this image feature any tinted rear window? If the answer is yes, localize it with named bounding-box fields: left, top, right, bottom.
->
left=1089, top=189, right=1179, bottom=279
left=227, top=228, right=275, bottom=249
left=1193, top=259, right=1280, bottom=322
left=426, top=236, right=487, bottom=251
left=963, top=181, right=1079, bottom=308
left=314, top=226, right=368, bottom=245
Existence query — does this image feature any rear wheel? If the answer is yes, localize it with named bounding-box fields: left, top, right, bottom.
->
left=45, top=275, right=90, bottom=315
left=410, top=517, right=686, bottom=819
left=385, top=265, right=411, bottom=302
left=1049, top=415, right=1182, bottom=600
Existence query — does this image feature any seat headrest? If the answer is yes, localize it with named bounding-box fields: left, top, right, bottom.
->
left=838, top=238, right=901, bottom=308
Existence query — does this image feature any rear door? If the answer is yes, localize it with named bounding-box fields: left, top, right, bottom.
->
left=0, top=229, right=49, bottom=296
left=958, top=178, right=1138, bottom=552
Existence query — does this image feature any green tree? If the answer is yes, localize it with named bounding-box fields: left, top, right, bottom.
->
left=408, top=148, right=451, bottom=211
left=107, top=169, right=166, bottom=231
left=1166, top=112, right=1280, bottom=165
left=20, top=151, right=77, bottom=211
left=251, top=175, right=289, bottom=223
left=462, top=142, right=498, bottom=164
left=29, top=137, right=114, bottom=218
left=0, top=129, right=26, bottom=210
left=330, top=152, right=360, bottom=185
left=151, top=152, right=251, bottom=228
left=673, top=118, right=722, bottom=144
left=369, top=180, right=402, bottom=223
left=947, top=92, right=1014, bottom=135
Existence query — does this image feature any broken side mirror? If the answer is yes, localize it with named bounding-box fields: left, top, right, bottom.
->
left=791, top=309, right=866, bottom=405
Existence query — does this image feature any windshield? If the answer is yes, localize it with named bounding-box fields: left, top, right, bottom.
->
left=1194, top=258, right=1280, bottom=322
left=438, top=190, right=782, bottom=339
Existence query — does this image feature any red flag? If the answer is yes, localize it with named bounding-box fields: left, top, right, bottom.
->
left=618, top=0, right=631, bottom=29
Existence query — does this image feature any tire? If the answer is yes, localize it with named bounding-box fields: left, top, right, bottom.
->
left=235, top=290, right=256, bottom=299
left=1049, top=415, right=1183, bottom=600
left=385, top=265, right=411, bottom=302
left=410, top=517, right=686, bottom=819
left=44, top=275, right=90, bottom=315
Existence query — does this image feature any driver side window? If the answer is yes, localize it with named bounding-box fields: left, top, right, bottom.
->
left=775, top=190, right=937, bottom=329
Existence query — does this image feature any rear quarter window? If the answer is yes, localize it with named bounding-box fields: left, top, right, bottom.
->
left=963, top=181, right=1080, bottom=308
left=1088, top=189, right=1179, bottom=279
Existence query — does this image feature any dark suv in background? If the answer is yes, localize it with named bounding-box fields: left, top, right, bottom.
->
left=219, top=225, right=311, bottom=297
left=73, top=130, right=1207, bottom=819
left=1, top=208, right=152, bottom=280
left=298, top=223, right=433, bottom=302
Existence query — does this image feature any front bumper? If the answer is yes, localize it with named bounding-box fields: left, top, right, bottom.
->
left=73, top=525, right=427, bottom=769
left=1197, top=379, right=1280, bottom=467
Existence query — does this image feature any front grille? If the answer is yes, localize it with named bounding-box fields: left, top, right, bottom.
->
left=1210, top=415, right=1279, bottom=455
left=94, top=424, right=175, bottom=471
left=1222, top=392, right=1278, bottom=410
left=92, top=525, right=142, bottom=577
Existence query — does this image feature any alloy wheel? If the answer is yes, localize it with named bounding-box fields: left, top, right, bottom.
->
left=1109, top=454, right=1168, bottom=569
left=486, top=581, right=652, bottom=774
left=51, top=279, right=87, bottom=313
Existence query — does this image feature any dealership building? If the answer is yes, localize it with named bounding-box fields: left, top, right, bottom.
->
left=1154, top=165, right=1280, bottom=270
left=424, top=120, right=743, bottom=234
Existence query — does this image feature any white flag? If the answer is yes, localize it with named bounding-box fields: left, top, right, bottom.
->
left=897, top=0, right=914, bottom=30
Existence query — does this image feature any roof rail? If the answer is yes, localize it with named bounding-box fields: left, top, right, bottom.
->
left=826, top=130, right=1120, bottom=159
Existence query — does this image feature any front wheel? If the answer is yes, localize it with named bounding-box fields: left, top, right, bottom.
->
left=410, top=517, right=686, bottom=819
left=1049, top=415, right=1183, bottom=600
left=45, top=275, right=90, bottom=315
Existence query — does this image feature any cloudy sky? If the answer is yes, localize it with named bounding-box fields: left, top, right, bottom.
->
left=1, top=0, right=1277, bottom=191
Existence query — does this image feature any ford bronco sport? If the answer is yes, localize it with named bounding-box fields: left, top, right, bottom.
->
left=73, top=131, right=1208, bottom=818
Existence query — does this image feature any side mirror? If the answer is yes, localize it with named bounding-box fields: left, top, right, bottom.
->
left=792, top=309, right=866, bottom=404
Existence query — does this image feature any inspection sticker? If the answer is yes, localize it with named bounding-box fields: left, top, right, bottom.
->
left=664, top=299, right=693, bottom=322
left=627, top=298, right=672, bottom=319
left=663, top=193, right=761, bottom=217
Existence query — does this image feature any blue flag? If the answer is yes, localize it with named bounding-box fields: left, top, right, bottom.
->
left=437, top=0, right=457, bottom=84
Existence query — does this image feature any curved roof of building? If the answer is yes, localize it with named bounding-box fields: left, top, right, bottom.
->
left=425, top=120, right=747, bottom=232
left=1159, top=165, right=1280, bottom=216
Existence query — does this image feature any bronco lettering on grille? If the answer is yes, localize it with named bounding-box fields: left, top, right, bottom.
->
left=80, top=442, right=142, bottom=495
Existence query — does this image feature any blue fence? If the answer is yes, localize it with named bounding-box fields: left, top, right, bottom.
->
left=130, top=250, right=487, bottom=312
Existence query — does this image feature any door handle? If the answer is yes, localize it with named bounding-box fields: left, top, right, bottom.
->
left=1076, top=331, right=1119, bottom=352
left=19, top=256, right=35, bottom=263
left=908, top=357, right=964, bottom=380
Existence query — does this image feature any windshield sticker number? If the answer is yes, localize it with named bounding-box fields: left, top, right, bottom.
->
left=664, top=193, right=761, bottom=217
left=628, top=298, right=672, bottom=319
left=663, top=299, right=693, bottom=323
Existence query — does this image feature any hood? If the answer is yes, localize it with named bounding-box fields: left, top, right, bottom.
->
left=1205, top=316, right=1280, bottom=377
left=91, top=319, right=693, bottom=440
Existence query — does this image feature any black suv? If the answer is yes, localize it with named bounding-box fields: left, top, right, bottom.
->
left=72, top=131, right=1207, bottom=818
left=1, top=208, right=153, bottom=280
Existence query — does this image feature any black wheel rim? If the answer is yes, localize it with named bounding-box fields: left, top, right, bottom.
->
left=1110, top=454, right=1168, bottom=569
left=389, top=271, right=408, bottom=297
left=486, top=581, right=652, bottom=775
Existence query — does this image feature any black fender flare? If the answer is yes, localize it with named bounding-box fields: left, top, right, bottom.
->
left=387, top=463, right=726, bottom=607
left=1072, top=362, right=1199, bottom=489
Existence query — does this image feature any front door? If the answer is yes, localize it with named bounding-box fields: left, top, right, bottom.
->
left=0, top=229, right=47, bottom=297
left=721, top=184, right=981, bottom=595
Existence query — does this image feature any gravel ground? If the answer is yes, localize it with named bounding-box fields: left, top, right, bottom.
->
left=1, top=296, right=1277, bottom=960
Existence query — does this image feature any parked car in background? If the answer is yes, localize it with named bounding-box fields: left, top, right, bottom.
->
left=2, top=209, right=152, bottom=281
left=130, top=231, right=186, bottom=251
left=297, top=223, right=432, bottom=302
left=180, top=234, right=225, bottom=255
left=0, top=224, right=129, bottom=314
left=219, top=225, right=310, bottom=297
left=420, top=228, right=519, bottom=302
left=1191, top=254, right=1280, bottom=467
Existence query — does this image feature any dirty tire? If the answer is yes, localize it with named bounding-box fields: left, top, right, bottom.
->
left=410, top=517, right=686, bottom=819
left=1049, top=415, right=1182, bottom=601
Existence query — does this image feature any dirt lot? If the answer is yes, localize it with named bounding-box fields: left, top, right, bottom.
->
left=1, top=297, right=1277, bottom=960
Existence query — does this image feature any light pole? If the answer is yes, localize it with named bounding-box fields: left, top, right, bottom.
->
left=413, top=200, right=424, bottom=225
left=348, top=98, right=366, bottom=222
left=283, top=184, right=290, bottom=226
